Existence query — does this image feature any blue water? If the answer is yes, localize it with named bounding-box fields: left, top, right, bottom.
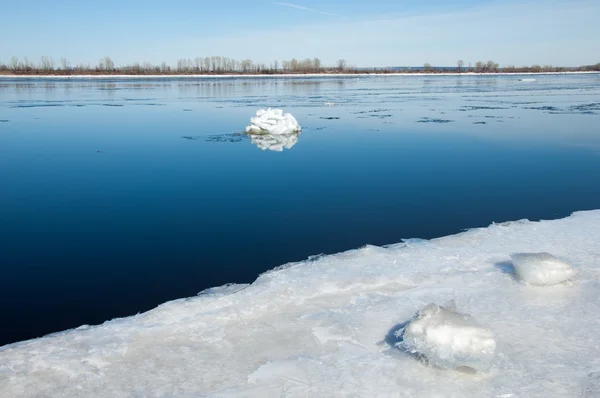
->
left=1, top=75, right=599, bottom=346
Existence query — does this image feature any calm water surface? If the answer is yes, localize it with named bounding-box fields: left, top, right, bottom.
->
left=1, top=75, right=599, bottom=345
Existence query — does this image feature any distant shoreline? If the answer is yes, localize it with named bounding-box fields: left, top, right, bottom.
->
left=1, top=71, right=599, bottom=79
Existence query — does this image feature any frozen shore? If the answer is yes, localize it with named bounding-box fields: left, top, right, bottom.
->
left=1, top=210, right=600, bottom=397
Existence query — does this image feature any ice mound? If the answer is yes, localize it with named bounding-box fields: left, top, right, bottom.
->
left=401, top=303, right=496, bottom=372
left=510, top=252, right=577, bottom=285
left=245, top=108, right=301, bottom=136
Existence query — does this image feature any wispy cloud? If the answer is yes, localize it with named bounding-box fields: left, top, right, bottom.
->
left=273, top=2, right=334, bottom=16
left=111, top=0, right=599, bottom=68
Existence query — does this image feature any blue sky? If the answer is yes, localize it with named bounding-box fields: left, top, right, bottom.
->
left=1, top=0, right=598, bottom=67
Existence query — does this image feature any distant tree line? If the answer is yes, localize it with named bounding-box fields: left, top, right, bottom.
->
left=453, top=60, right=600, bottom=73
left=0, top=56, right=355, bottom=75
left=451, top=60, right=600, bottom=73
left=0, top=56, right=599, bottom=75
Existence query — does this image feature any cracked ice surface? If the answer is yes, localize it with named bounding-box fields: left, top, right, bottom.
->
left=1, top=211, right=600, bottom=397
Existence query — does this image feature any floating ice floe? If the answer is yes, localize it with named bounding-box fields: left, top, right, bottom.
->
left=245, top=108, right=301, bottom=136
left=245, top=109, right=301, bottom=151
left=324, top=102, right=335, bottom=107
left=510, top=252, right=577, bottom=285
left=401, top=303, right=496, bottom=372
left=519, top=78, right=537, bottom=82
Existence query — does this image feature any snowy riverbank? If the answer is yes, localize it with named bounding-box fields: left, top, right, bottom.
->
left=1, top=210, right=600, bottom=397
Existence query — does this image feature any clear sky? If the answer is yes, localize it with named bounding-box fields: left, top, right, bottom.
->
left=1, top=0, right=598, bottom=68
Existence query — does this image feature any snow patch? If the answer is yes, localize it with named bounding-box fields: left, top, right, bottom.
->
left=401, top=303, right=496, bottom=372
left=511, top=252, right=577, bottom=285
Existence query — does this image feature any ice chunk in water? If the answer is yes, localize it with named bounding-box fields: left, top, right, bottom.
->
left=510, top=252, right=577, bottom=285
left=245, top=108, right=301, bottom=136
left=401, top=303, right=496, bottom=372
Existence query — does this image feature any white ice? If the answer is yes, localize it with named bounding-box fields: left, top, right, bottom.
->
left=519, top=78, right=537, bottom=82
left=511, top=252, right=577, bottom=286
left=1, top=210, right=600, bottom=397
left=245, top=108, right=301, bottom=136
left=401, top=303, right=496, bottom=372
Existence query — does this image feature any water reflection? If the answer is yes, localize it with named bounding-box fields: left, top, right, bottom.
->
left=248, top=131, right=301, bottom=151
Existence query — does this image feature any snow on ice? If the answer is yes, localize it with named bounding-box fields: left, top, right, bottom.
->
left=1, top=210, right=600, bottom=397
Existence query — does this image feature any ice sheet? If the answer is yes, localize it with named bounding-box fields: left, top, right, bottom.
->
left=1, top=210, right=600, bottom=397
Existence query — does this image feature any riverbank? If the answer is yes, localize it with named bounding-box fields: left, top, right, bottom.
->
left=1, top=71, right=599, bottom=79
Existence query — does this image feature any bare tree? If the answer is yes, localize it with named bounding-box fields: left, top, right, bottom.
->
left=423, top=63, right=432, bottom=72
left=176, top=59, right=186, bottom=72
left=336, top=59, right=347, bottom=72
left=240, top=59, right=253, bottom=73
left=40, top=56, right=54, bottom=71
left=10, top=56, right=19, bottom=71
left=486, top=60, right=498, bottom=73
left=105, top=56, right=115, bottom=70
left=75, top=63, right=91, bottom=71
left=299, top=58, right=313, bottom=72
left=60, top=57, right=70, bottom=70
left=457, top=60, right=464, bottom=72
left=99, top=56, right=114, bottom=71
left=313, top=58, right=322, bottom=72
